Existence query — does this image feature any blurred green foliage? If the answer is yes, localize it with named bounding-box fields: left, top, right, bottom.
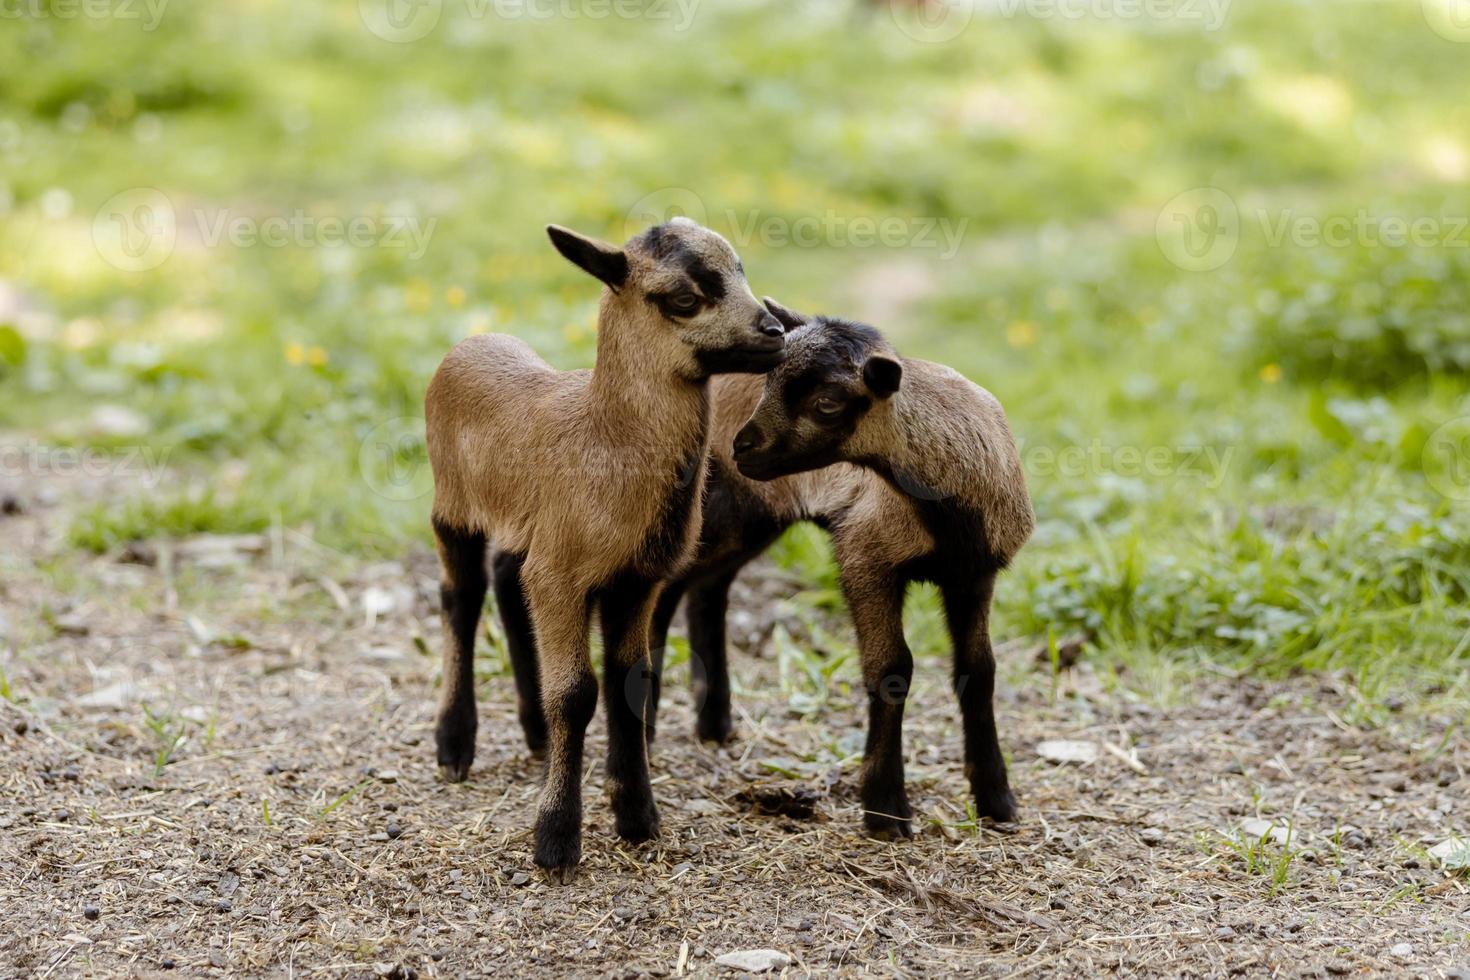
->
left=2, top=0, right=1468, bottom=697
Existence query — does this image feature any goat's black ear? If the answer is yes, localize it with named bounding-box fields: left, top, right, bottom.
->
left=862, top=355, right=903, bottom=399
left=546, top=225, right=629, bottom=290
left=762, top=296, right=810, bottom=332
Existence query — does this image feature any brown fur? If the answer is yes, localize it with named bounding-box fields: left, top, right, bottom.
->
left=653, top=309, right=1032, bottom=835
left=425, top=219, right=783, bottom=879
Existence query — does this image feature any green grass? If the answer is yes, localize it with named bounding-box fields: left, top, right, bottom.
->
left=2, top=0, right=1468, bottom=703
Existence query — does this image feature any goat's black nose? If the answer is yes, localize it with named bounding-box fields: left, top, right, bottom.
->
left=758, top=314, right=784, bottom=338
left=733, top=425, right=761, bottom=455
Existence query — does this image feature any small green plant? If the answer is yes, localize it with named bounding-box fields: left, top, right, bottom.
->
left=1216, top=822, right=1299, bottom=897
left=316, top=778, right=372, bottom=819
left=141, top=706, right=188, bottom=776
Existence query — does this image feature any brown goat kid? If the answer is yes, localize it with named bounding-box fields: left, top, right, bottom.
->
left=424, top=219, right=784, bottom=879
left=650, top=302, right=1032, bottom=835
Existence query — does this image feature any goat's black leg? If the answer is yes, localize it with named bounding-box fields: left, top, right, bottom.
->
left=599, top=572, right=660, bottom=843
left=492, top=550, right=547, bottom=756
left=940, top=570, right=1016, bottom=823
left=525, top=569, right=596, bottom=882
left=686, top=569, right=739, bottom=744
left=844, top=569, right=914, bottom=838
left=432, top=518, right=487, bottom=783
left=646, top=578, right=687, bottom=744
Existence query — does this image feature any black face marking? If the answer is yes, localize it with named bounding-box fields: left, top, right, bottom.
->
left=734, top=315, right=890, bottom=480
left=693, top=344, right=786, bottom=377
left=683, top=254, right=727, bottom=301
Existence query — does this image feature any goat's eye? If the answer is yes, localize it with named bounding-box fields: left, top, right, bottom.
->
left=813, top=396, right=843, bottom=418
left=668, top=292, right=700, bottom=314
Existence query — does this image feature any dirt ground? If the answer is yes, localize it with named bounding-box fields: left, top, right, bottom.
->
left=2, top=467, right=1467, bottom=979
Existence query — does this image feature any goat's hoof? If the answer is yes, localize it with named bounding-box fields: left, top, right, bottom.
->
left=540, top=863, right=580, bottom=886
left=974, top=788, right=1019, bottom=824
left=534, top=832, right=582, bottom=878
left=438, top=761, right=472, bottom=783
left=695, top=714, right=733, bottom=745
left=614, top=805, right=661, bottom=846
left=864, top=811, right=914, bottom=840
left=435, top=719, right=476, bottom=782
left=613, top=799, right=661, bottom=843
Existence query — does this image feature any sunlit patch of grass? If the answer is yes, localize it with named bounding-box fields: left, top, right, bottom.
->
left=69, top=487, right=271, bottom=553
left=3, top=0, right=1469, bottom=718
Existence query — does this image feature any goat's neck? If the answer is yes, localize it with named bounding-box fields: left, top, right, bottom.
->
left=588, top=297, right=709, bottom=455
left=866, top=376, right=962, bottom=506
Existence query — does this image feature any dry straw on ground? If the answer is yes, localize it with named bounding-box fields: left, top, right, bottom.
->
left=1, top=469, right=1466, bottom=977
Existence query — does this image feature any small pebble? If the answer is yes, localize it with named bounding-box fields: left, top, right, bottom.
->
left=82, top=906, right=99, bottom=921
left=376, top=769, right=400, bottom=784
left=385, top=823, right=403, bottom=839
left=1388, top=943, right=1412, bottom=959
left=1215, top=926, right=1235, bottom=941
left=215, top=899, right=232, bottom=913
left=368, top=832, right=390, bottom=842
left=510, top=872, right=531, bottom=887
left=12, top=719, right=27, bottom=735
left=160, top=959, right=176, bottom=970
left=1140, top=827, right=1165, bottom=846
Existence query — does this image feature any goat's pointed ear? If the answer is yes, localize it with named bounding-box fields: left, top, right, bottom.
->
left=762, top=297, right=810, bottom=332
left=546, top=225, right=629, bottom=290
left=862, top=355, right=903, bottom=399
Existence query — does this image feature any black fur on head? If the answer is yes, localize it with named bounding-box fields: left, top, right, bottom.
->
left=732, top=314, right=901, bottom=481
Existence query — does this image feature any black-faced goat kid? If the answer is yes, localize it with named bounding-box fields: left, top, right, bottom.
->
left=651, top=303, right=1033, bottom=835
